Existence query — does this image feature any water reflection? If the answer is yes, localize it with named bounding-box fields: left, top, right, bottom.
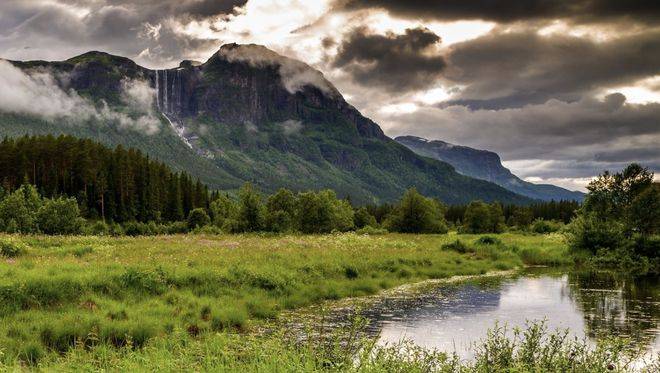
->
left=324, top=269, right=659, bottom=359
left=567, top=271, right=659, bottom=351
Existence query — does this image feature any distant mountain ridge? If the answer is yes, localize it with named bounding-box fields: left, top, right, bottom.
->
left=395, top=136, right=584, bottom=201
left=1, top=44, right=532, bottom=205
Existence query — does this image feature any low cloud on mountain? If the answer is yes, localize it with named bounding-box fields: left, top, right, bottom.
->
left=0, top=60, right=160, bottom=134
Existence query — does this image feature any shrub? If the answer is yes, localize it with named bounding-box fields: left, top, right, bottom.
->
left=123, top=221, right=158, bottom=236
left=529, top=219, right=562, bottom=234
left=187, top=208, right=210, bottom=230
left=0, top=239, right=27, bottom=257
left=108, top=222, right=125, bottom=236
left=194, top=225, right=224, bottom=235
left=566, top=213, right=626, bottom=255
left=441, top=240, right=474, bottom=254
left=0, top=184, right=42, bottom=233
left=36, top=197, right=84, bottom=235
left=84, top=220, right=110, bottom=236
left=163, top=221, right=189, bottom=234
left=355, top=226, right=388, bottom=235
left=476, top=236, right=501, bottom=245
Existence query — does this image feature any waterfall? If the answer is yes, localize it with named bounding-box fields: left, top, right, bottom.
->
left=155, top=70, right=160, bottom=110
left=177, top=69, right=182, bottom=113
left=154, top=68, right=207, bottom=156
left=171, top=69, right=177, bottom=113
left=163, top=70, right=168, bottom=114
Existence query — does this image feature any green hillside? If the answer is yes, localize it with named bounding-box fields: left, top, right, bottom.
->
left=1, top=46, right=532, bottom=205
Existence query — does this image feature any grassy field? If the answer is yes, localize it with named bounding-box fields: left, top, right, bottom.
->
left=0, top=232, right=570, bottom=370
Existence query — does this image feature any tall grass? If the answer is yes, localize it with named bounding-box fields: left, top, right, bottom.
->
left=2, top=319, right=656, bottom=371
left=0, top=232, right=569, bottom=368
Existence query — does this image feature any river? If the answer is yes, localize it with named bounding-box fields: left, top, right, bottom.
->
left=311, top=268, right=659, bottom=361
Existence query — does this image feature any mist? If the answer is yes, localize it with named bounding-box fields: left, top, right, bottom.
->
left=0, top=60, right=161, bottom=135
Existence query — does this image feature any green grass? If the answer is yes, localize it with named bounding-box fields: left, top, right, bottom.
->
left=0, top=232, right=569, bottom=369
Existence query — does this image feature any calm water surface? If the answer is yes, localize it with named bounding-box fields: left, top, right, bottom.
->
left=331, top=269, right=659, bottom=359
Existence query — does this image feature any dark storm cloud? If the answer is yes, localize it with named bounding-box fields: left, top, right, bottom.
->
left=337, top=0, right=660, bottom=24
left=442, top=29, right=660, bottom=109
left=333, top=27, right=446, bottom=92
left=0, top=0, right=246, bottom=65
left=384, top=95, right=660, bottom=179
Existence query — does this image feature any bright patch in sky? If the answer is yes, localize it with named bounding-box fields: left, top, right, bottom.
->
left=415, top=87, right=451, bottom=105
left=381, top=103, right=418, bottom=114
left=427, top=21, right=495, bottom=46
left=524, top=177, right=594, bottom=192
left=606, top=76, right=660, bottom=104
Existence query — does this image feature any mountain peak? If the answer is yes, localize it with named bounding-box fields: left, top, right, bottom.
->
left=209, top=43, right=341, bottom=97
left=66, top=50, right=137, bottom=67
left=396, top=136, right=584, bottom=201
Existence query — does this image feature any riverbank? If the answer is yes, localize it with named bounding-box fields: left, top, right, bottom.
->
left=0, top=232, right=570, bottom=369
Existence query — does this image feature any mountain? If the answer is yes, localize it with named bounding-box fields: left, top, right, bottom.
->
left=0, top=44, right=532, bottom=205
left=395, top=136, right=584, bottom=201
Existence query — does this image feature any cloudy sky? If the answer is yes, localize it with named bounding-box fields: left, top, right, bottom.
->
left=1, top=0, right=659, bottom=191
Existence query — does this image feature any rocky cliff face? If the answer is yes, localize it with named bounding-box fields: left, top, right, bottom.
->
left=396, top=136, right=584, bottom=201
left=3, top=44, right=533, bottom=205
left=148, top=44, right=385, bottom=140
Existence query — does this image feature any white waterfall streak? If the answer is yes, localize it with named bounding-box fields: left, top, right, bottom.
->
left=155, top=70, right=160, bottom=110
left=163, top=70, right=168, bottom=114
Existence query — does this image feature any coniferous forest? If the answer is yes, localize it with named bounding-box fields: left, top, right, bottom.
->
left=0, top=135, right=209, bottom=222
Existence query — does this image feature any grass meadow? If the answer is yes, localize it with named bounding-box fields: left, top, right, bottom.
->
left=0, top=232, right=574, bottom=370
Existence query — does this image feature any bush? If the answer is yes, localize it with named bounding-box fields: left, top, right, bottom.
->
left=163, top=221, right=189, bottom=234
left=194, top=225, right=224, bottom=235
left=36, top=197, right=84, bottom=235
left=0, top=184, right=42, bottom=233
left=476, top=236, right=501, bottom=245
left=441, top=240, right=474, bottom=254
left=83, top=220, right=110, bottom=236
left=108, top=222, right=125, bottom=236
left=529, top=219, right=562, bottom=234
left=123, top=221, right=155, bottom=236
left=187, top=208, right=210, bottom=230
left=0, top=239, right=27, bottom=258
left=566, top=213, right=625, bottom=254
left=355, top=226, right=388, bottom=235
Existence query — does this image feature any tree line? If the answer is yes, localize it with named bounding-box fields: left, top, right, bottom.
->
left=0, top=135, right=209, bottom=223
left=445, top=200, right=579, bottom=226
left=0, top=134, right=583, bottom=237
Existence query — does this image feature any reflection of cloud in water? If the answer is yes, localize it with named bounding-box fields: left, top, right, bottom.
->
left=297, top=270, right=659, bottom=362
left=375, top=276, right=588, bottom=357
